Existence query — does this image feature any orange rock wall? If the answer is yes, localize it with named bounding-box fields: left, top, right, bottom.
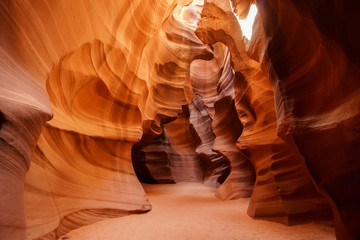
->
left=0, top=0, right=212, bottom=238
left=1, top=0, right=359, bottom=239
left=196, top=0, right=332, bottom=226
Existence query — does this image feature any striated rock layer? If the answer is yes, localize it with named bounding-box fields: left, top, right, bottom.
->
left=1, top=0, right=213, bottom=238
left=0, top=47, right=52, bottom=239
left=257, top=1, right=360, bottom=239
left=189, top=42, right=255, bottom=198
left=132, top=3, right=255, bottom=198
left=196, top=0, right=332, bottom=226
left=197, top=0, right=360, bottom=239
left=0, top=0, right=359, bottom=239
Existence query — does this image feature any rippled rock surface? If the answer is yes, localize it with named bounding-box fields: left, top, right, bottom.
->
left=1, top=0, right=359, bottom=239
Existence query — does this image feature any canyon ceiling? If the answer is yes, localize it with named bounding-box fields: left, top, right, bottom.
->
left=0, top=0, right=359, bottom=240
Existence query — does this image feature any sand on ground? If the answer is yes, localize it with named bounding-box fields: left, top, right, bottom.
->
left=61, top=183, right=335, bottom=240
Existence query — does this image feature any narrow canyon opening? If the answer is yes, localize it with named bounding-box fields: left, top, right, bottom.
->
left=1, top=0, right=360, bottom=240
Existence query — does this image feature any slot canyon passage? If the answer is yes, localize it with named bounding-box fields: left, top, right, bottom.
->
left=0, top=0, right=360, bottom=239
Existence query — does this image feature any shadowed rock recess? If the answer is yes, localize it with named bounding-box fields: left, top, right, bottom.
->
left=0, top=0, right=359, bottom=239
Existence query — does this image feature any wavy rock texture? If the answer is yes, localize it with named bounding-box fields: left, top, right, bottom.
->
left=163, top=107, right=205, bottom=182
left=132, top=3, right=251, bottom=193
left=188, top=95, right=230, bottom=187
left=132, top=128, right=176, bottom=184
left=132, top=1, right=254, bottom=193
left=212, top=96, right=255, bottom=200
left=257, top=1, right=360, bottom=239
left=188, top=43, right=232, bottom=188
left=196, top=0, right=332, bottom=226
left=132, top=1, right=214, bottom=185
left=189, top=42, right=255, bottom=198
left=1, top=0, right=359, bottom=239
left=132, top=106, right=205, bottom=184
left=0, top=47, right=52, bottom=240
left=0, top=0, right=212, bottom=239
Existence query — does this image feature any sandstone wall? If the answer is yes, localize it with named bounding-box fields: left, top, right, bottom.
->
left=1, top=0, right=359, bottom=239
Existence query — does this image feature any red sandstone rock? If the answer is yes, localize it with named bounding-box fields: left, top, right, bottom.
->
left=195, top=0, right=332, bottom=225
left=0, top=56, right=52, bottom=239
left=188, top=94, right=230, bottom=187
left=1, top=0, right=359, bottom=239
left=189, top=42, right=255, bottom=198
left=164, top=107, right=205, bottom=182
left=132, top=128, right=176, bottom=184
left=188, top=43, right=233, bottom=188
left=1, top=0, right=212, bottom=238
left=213, top=96, right=255, bottom=200
left=257, top=1, right=360, bottom=239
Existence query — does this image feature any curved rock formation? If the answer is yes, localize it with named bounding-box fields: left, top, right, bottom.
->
left=0, top=47, right=52, bottom=239
left=257, top=1, right=360, bottom=239
left=196, top=0, right=332, bottom=225
left=132, top=128, right=176, bottom=184
left=26, top=127, right=149, bottom=238
left=1, top=0, right=212, bottom=238
left=189, top=42, right=255, bottom=198
left=1, top=0, right=359, bottom=239
left=197, top=0, right=360, bottom=238
left=188, top=43, right=233, bottom=188
left=212, top=96, right=255, bottom=200
left=132, top=106, right=205, bottom=184
left=188, top=94, right=231, bottom=187
left=164, top=107, right=205, bottom=182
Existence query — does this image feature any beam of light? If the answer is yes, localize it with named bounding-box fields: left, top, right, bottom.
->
left=231, top=3, right=258, bottom=41
left=179, top=0, right=204, bottom=25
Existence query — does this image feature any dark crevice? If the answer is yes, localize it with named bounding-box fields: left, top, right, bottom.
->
left=0, top=111, right=6, bottom=130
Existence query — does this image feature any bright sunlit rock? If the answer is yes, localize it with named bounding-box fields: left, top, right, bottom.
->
left=233, top=4, right=258, bottom=41
left=180, top=0, right=204, bottom=25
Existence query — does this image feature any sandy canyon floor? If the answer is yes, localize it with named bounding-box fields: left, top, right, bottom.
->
left=62, top=183, right=335, bottom=240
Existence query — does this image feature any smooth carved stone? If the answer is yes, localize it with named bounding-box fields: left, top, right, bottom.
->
left=46, top=40, right=143, bottom=141
left=1, top=0, right=358, bottom=239
left=164, top=107, right=205, bottom=182
left=190, top=43, right=230, bottom=119
left=213, top=96, right=255, bottom=200
left=133, top=106, right=205, bottom=184
left=0, top=46, right=53, bottom=239
left=135, top=42, right=246, bottom=188
left=189, top=43, right=230, bottom=186
left=138, top=11, right=213, bottom=126
left=132, top=1, right=214, bottom=184
left=189, top=94, right=230, bottom=187
left=28, top=39, right=151, bottom=238
left=1, top=0, right=213, bottom=238
left=188, top=43, right=232, bottom=188
left=26, top=127, right=150, bottom=238
left=189, top=41, right=255, bottom=198
left=196, top=0, right=332, bottom=225
left=258, top=1, right=360, bottom=239
left=132, top=128, right=176, bottom=184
